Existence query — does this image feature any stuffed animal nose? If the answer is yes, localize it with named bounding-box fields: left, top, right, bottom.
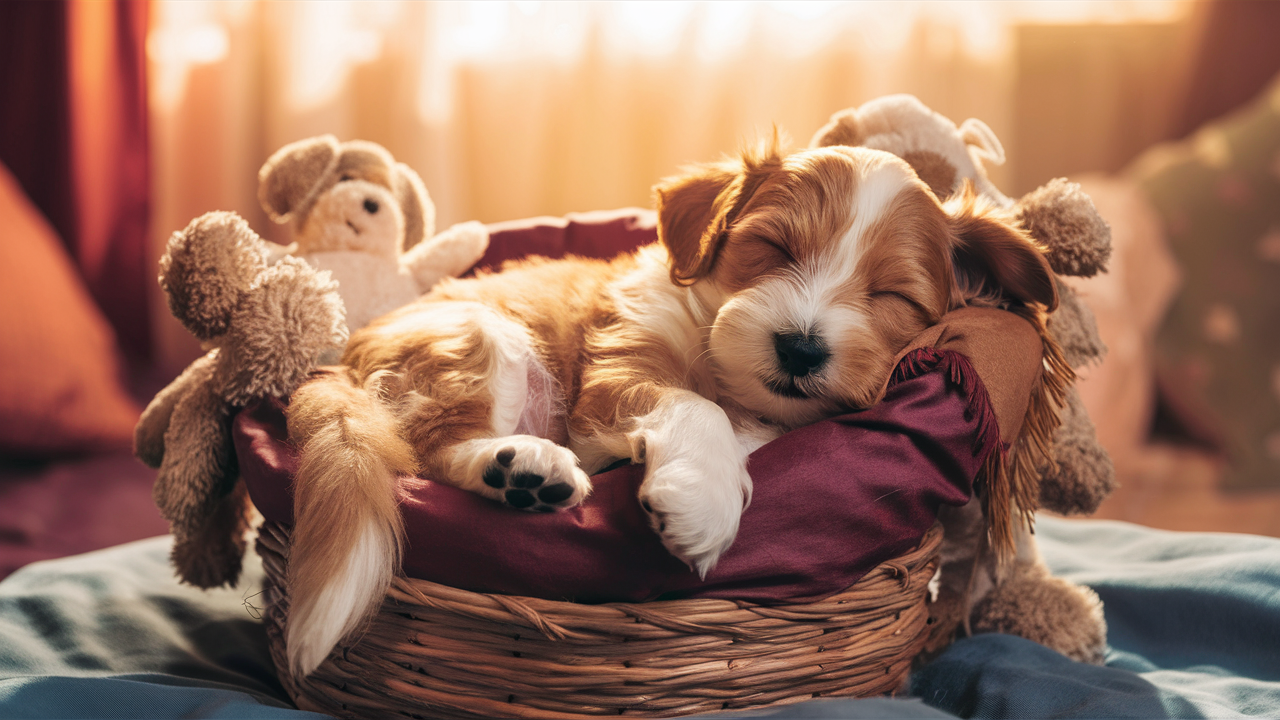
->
left=363, top=198, right=379, bottom=214
left=774, top=332, right=829, bottom=378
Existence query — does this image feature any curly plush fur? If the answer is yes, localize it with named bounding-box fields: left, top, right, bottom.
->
left=1018, top=179, right=1112, bottom=278
left=137, top=212, right=347, bottom=587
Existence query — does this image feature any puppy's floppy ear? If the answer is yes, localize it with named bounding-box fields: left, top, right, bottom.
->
left=393, top=162, right=434, bottom=252
left=946, top=183, right=1057, bottom=311
left=654, top=141, right=782, bottom=285
left=259, top=135, right=341, bottom=224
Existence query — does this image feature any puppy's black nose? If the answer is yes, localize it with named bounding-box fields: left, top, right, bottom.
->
left=774, top=332, right=829, bottom=378
left=363, top=198, right=379, bottom=214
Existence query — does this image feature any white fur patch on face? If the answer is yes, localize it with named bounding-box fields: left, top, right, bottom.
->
left=708, top=273, right=864, bottom=428
left=827, top=155, right=917, bottom=277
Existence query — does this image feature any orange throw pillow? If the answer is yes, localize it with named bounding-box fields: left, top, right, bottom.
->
left=0, top=161, right=141, bottom=457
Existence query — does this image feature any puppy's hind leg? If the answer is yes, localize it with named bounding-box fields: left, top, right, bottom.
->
left=284, top=302, right=592, bottom=678
left=393, top=307, right=591, bottom=511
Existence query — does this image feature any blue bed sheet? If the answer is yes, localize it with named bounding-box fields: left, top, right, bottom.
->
left=1, top=518, right=1277, bottom=719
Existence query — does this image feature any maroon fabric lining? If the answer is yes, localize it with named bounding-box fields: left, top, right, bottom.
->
left=469, top=208, right=658, bottom=272
left=234, top=348, right=992, bottom=605
left=893, top=346, right=1007, bottom=460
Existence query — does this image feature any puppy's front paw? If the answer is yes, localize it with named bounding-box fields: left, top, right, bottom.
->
left=639, top=460, right=750, bottom=578
left=472, top=436, right=591, bottom=512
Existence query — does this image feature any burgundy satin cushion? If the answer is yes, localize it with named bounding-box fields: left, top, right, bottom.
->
left=471, top=208, right=659, bottom=271
left=234, top=210, right=984, bottom=604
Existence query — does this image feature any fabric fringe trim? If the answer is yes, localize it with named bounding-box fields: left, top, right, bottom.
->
left=890, top=308, right=1072, bottom=566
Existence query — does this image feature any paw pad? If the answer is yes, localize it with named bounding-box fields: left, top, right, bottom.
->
left=483, top=446, right=580, bottom=512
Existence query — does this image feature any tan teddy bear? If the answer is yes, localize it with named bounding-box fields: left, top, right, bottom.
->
left=258, top=134, right=489, bottom=336
left=812, top=95, right=1117, bottom=663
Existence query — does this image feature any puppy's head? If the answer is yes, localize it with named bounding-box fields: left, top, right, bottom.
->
left=655, top=142, right=1055, bottom=427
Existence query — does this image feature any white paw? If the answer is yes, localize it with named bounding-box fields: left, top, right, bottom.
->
left=459, top=436, right=591, bottom=511
left=638, top=458, right=750, bottom=578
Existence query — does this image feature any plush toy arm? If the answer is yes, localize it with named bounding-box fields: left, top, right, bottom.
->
left=152, top=374, right=242, bottom=588
left=404, top=220, right=490, bottom=293
left=153, top=376, right=235, bottom=530
left=134, top=350, right=220, bottom=468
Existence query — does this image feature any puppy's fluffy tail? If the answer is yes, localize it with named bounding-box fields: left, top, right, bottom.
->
left=284, top=369, right=415, bottom=679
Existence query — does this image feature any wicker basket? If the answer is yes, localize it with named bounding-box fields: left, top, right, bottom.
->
left=256, top=521, right=943, bottom=719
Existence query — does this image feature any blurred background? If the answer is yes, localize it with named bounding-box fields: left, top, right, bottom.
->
left=1, top=0, right=1279, bottom=577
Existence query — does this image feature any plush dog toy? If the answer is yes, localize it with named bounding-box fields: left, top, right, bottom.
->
left=137, top=137, right=489, bottom=587
left=812, top=95, right=1117, bottom=663
left=258, top=135, right=489, bottom=336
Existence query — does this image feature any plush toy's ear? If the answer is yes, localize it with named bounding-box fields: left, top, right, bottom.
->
left=1015, top=178, right=1112, bottom=278
left=959, top=117, right=1006, bottom=166
left=258, top=135, right=341, bottom=224
left=218, top=255, right=348, bottom=405
left=393, top=161, right=434, bottom=252
left=160, top=211, right=268, bottom=340
left=946, top=184, right=1058, bottom=312
left=902, top=151, right=960, bottom=201
left=654, top=141, right=783, bottom=285
left=809, top=108, right=862, bottom=149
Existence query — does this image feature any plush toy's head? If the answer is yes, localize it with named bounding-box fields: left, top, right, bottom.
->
left=811, top=94, right=1011, bottom=205
left=159, top=211, right=348, bottom=404
left=160, top=212, right=270, bottom=341
left=257, top=135, right=433, bottom=257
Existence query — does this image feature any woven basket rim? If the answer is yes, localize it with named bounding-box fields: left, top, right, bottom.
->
left=256, top=521, right=943, bottom=719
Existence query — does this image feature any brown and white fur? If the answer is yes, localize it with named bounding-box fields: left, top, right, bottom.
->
left=283, top=141, right=1057, bottom=677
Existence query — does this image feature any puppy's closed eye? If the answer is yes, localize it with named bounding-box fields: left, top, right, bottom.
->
left=715, top=234, right=795, bottom=290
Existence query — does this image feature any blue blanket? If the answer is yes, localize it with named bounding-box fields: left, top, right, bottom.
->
left=2, top=518, right=1277, bottom=719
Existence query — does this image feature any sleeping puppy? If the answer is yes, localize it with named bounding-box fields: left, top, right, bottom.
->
left=283, top=141, right=1057, bottom=677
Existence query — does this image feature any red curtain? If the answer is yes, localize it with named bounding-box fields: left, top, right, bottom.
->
left=0, top=0, right=151, bottom=364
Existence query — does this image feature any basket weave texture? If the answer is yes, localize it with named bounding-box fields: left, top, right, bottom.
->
left=256, top=521, right=943, bottom=719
